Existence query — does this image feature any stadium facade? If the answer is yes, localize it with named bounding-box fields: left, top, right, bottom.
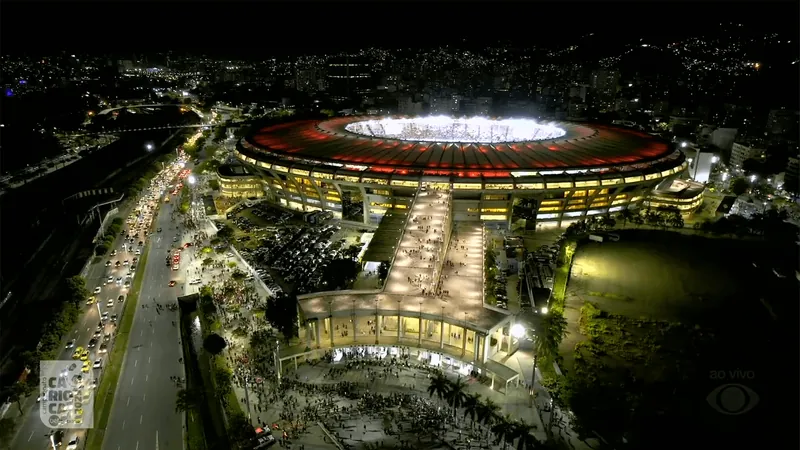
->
left=234, top=116, right=688, bottom=229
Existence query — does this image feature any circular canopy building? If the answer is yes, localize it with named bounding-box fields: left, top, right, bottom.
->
left=235, top=116, right=687, bottom=228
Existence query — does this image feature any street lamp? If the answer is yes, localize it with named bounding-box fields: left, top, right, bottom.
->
left=145, top=143, right=154, bottom=151
left=510, top=323, right=525, bottom=339
left=187, top=175, right=196, bottom=185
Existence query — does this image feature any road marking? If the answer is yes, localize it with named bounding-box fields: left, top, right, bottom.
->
left=150, top=341, right=153, bottom=348
left=140, top=415, right=143, bottom=425
left=145, top=374, right=149, bottom=382
left=131, top=376, right=135, bottom=385
left=27, top=431, right=34, bottom=442
left=127, top=396, right=130, bottom=406
left=143, top=394, right=146, bottom=402
left=122, top=420, right=126, bottom=430
left=134, top=359, right=138, bottom=367
left=140, top=330, right=143, bottom=336
left=136, top=441, right=139, bottom=450
left=148, top=356, right=151, bottom=364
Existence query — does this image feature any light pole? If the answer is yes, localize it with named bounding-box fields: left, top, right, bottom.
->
left=274, top=339, right=281, bottom=383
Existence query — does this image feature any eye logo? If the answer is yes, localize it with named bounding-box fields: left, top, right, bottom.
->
left=706, top=384, right=759, bottom=415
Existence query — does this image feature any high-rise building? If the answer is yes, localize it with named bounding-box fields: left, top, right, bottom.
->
left=326, top=55, right=372, bottom=103
left=730, top=142, right=766, bottom=168
left=785, top=156, right=799, bottom=195
left=766, top=108, right=799, bottom=138
left=295, top=69, right=318, bottom=93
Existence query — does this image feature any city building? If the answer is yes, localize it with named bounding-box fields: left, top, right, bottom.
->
left=684, top=147, right=719, bottom=183
left=766, top=108, right=800, bottom=139
left=234, top=116, right=688, bottom=230
left=730, top=142, right=766, bottom=168
left=326, top=56, right=372, bottom=102
left=216, top=164, right=264, bottom=199
left=729, top=194, right=765, bottom=218
left=643, top=178, right=705, bottom=213
left=785, top=156, right=799, bottom=195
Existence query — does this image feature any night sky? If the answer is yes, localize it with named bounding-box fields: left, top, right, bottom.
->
left=2, top=1, right=798, bottom=55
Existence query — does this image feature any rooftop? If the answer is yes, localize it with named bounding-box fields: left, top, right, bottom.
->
left=245, top=117, right=673, bottom=176
left=217, top=164, right=254, bottom=177
left=652, top=178, right=705, bottom=199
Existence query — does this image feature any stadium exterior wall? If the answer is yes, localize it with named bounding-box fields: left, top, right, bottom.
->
left=233, top=141, right=687, bottom=229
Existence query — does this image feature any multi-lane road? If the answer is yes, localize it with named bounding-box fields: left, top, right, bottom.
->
left=101, top=195, right=189, bottom=450
left=10, top=159, right=186, bottom=450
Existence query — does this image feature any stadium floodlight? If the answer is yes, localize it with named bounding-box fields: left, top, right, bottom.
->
left=345, top=116, right=566, bottom=143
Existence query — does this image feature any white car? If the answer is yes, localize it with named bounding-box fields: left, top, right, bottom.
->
left=93, top=359, right=102, bottom=369
left=106, top=299, right=114, bottom=308
left=66, top=436, right=79, bottom=450
left=93, top=287, right=102, bottom=294
left=65, top=340, right=75, bottom=349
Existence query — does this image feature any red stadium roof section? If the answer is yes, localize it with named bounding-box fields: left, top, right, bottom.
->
left=246, top=117, right=673, bottom=175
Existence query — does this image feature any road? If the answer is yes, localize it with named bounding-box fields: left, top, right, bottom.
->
left=9, top=158, right=185, bottom=450
left=10, top=210, right=156, bottom=449
left=102, top=198, right=187, bottom=450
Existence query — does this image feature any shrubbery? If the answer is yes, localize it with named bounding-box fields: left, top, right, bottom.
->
left=95, top=217, right=124, bottom=256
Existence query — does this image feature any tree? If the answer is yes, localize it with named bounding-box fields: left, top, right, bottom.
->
left=265, top=293, right=298, bottom=341
left=228, top=413, right=256, bottom=448
left=476, top=398, right=501, bottom=428
left=0, top=418, right=16, bottom=443
left=730, top=177, right=749, bottom=196
left=212, top=126, right=227, bottom=142
left=462, top=392, right=482, bottom=425
left=491, top=416, right=515, bottom=449
left=203, top=333, right=227, bottom=355
left=175, top=388, right=200, bottom=413
left=540, top=312, right=568, bottom=359
left=8, top=382, right=33, bottom=415
left=213, top=364, right=233, bottom=396
left=426, top=374, right=449, bottom=403
left=208, top=179, right=220, bottom=191
left=511, top=421, right=539, bottom=450
left=216, top=226, right=234, bottom=241
left=231, top=270, right=246, bottom=282
left=445, top=376, right=468, bottom=415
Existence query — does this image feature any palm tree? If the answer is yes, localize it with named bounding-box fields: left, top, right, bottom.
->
left=491, top=415, right=515, bottom=449
left=462, top=392, right=482, bottom=427
left=427, top=373, right=449, bottom=403
left=445, top=376, right=468, bottom=418
left=476, top=398, right=501, bottom=441
left=476, top=398, right=501, bottom=427
left=511, top=420, right=539, bottom=450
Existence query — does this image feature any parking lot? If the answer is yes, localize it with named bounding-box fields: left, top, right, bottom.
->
left=222, top=204, right=368, bottom=295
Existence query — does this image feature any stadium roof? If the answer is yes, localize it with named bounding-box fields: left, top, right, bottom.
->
left=245, top=117, right=673, bottom=177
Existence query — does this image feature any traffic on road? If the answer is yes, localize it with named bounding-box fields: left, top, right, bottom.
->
left=10, top=154, right=188, bottom=450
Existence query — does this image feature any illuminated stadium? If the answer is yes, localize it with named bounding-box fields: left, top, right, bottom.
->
left=235, top=116, right=688, bottom=229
